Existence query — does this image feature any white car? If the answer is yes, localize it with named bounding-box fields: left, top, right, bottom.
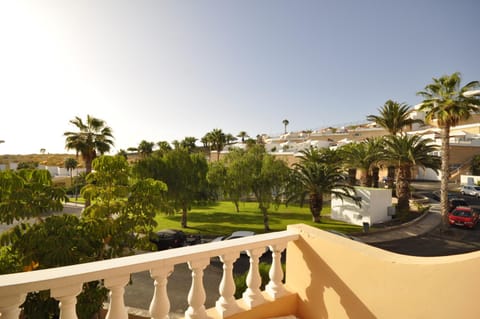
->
left=460, top=185, right=480, bottom=198
left=212, top=231, right=256, bottom=242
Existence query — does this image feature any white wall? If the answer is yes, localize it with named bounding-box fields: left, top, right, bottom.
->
left=461, top=175, right=480, bottom=185
left=331, top=187, right=392, bottom=226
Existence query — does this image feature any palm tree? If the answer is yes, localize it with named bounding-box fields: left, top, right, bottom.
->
left=384, top=134, right=440, bottom=213
left=282, top=119, right=289, bottom=134
left=203, top=128, right=227, bottom=160
left=417, top=72, right=480, bottom=227
left=137, top=140, right=155, bottom=158
left=287, top=148, right=358, bottom=223
left=340, top=138, right=385, bottom=187
left=180, top=136, right=197, bottom=153
left=64, top=115, right=114, bottom=174
left=237, top=131, right=249, bottom=143
left=64, top=157, right=78, bottom=186
left=367, top=100, right=423, bottom=135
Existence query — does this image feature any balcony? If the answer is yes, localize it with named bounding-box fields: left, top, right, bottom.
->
left=1, top=223, right=480, bottom=319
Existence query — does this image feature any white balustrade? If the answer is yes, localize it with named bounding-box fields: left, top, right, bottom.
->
left=215, top=252, right=241, bottom=318
left=0, top=230, right=299, bottom=318
left=0, top=294, right=26, bottom=319
left=149, top=263, right=174, bottom=319
left=51, top=284, right=83, bottom=319
left=242, top=247, right=267, bottom=309
left=185, top=258, right=210, bottom=319
left=266, top=243, right=287, bottom=299
left=105, top=275, right=130, bottom=319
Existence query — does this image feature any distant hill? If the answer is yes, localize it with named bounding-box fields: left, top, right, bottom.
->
left=0, top=154, right=85, bottom=168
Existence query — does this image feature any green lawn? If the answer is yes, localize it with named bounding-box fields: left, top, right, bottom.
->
left=154, top=201, right=362, bottom=237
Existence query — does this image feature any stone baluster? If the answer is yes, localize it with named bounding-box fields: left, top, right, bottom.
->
left=51, top=284, right=83, bottom=319
left=185, top=259, right=210, bottom=319
left=149, top=263, right=174, bottom=319
left=266, top=243, right=287, bottom=299
left=0, top=293, right=26, bottom=319
left=215, top=252, right=241, bottom=318
left=242, top=247, right=266, bottom=309
left=104, top=275, right=130, bottom=319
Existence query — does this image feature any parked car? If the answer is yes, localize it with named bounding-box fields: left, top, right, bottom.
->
left=448, top=206, right=479, bottom=229
left=448, top=198, right=469, bottom=212
left=212, top=231, right=256, bottom=242
left=150, top=229, right=187, bottom=251
left=460, top=185, right=480, bottom=198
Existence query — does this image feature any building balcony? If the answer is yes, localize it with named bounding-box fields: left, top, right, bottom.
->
left=1, top=223, right=480, bottom=319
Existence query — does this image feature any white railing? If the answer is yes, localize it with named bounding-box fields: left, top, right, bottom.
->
left=0, top=230, right=299, bottom=319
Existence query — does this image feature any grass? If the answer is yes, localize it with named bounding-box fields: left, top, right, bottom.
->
left=153, top=201, right=362, bottom=237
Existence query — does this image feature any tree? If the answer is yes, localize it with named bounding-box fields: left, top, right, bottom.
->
left=64, top=115, right=114, bottom=174
left=417, top=72, right=480, bottom=227
left=237, top=131, right=249, bottom=143
left=383, top=134, right=440, bottom=213
left=64, top=157, right=78, bottom=186
left=367, top=100, right=423, bottom=135
left=180, top=136, right=198, bottom=153
left=282, top=119, right=289, bottom=134
left=207, top=148, right=254, bottom=212
left=133, top=149, right=209, bottom=228
left=471, top=155, right=480, bottom=176
left=287, top=149, right=358, bottom=223
left=81, top=155, right=168, bottom=258
left=137, top=140, right=155, bottom=158
left=157, top=141, right=172, bottom=154
left=247, top=146, right=289, bottom=231
left=0, top=169, right=66, bottom=225
left=339, top=138, right=385, bottom=187
left=203, top=128, right=227, bottom=160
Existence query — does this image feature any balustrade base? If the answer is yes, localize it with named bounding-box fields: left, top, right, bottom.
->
left=205, top=292, right=298, bottom=319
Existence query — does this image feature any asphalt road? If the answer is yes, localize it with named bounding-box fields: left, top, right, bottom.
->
left=373, top=192, right=480, bottom=256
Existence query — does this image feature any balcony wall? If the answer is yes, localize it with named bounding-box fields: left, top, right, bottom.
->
left=2, top=224, right=480, bottom=319
left=0, top=230, right=299, bottom=319
left=285, top=224, right=480, bottom=319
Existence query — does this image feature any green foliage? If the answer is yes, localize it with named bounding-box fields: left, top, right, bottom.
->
left=471, top=155, right=480, bottom=176
left=82, top=155, right=167, bottom=257
left=0, top=169, right=66, bottom=224
left=207, top=148, right=255, bottom=212
left=0, top=246, right=22, bottom=274
left=17, top=161, right=39, bottom=169
left=234, top=262, right=284, bottom=298
left=133, top=148, right=209, bottom=228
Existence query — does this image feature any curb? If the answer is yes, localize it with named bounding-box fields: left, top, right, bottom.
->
left=353, top=204, right=440, bottom=239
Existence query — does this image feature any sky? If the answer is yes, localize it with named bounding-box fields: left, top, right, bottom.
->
left=0, top=0, right=479, bottom=155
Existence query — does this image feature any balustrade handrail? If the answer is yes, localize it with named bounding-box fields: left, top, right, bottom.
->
left=0, top=229, right=299, bottom=319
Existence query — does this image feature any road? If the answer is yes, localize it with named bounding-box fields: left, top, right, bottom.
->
left=373, top=192, right=480, bottom=256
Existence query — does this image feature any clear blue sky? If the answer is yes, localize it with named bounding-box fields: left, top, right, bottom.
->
left=1, top=0, right=479, bottom=154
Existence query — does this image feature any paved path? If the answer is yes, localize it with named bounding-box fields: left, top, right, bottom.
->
left=357, top=204, right=442, bottom=243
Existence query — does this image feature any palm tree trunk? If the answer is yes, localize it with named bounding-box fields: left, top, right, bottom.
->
left=396, top=165, right=411, bottom=213
left=372, top=167, right=380, bottom=188
left=440, top=126, right=451, bottom=229
left=348, top=168, right=357, bottom=186
left=309, top=193, right=323, bottom=223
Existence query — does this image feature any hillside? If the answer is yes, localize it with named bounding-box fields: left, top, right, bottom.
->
left=0, top=154, right=85, bottom=168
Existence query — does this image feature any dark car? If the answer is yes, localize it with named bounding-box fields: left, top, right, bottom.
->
left=150, top=229, right=187, bottom=251
left=448, top=198, right=469, bottom=212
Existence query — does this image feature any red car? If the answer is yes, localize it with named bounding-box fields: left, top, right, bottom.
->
left=448, top=206, right=478, bottom=228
